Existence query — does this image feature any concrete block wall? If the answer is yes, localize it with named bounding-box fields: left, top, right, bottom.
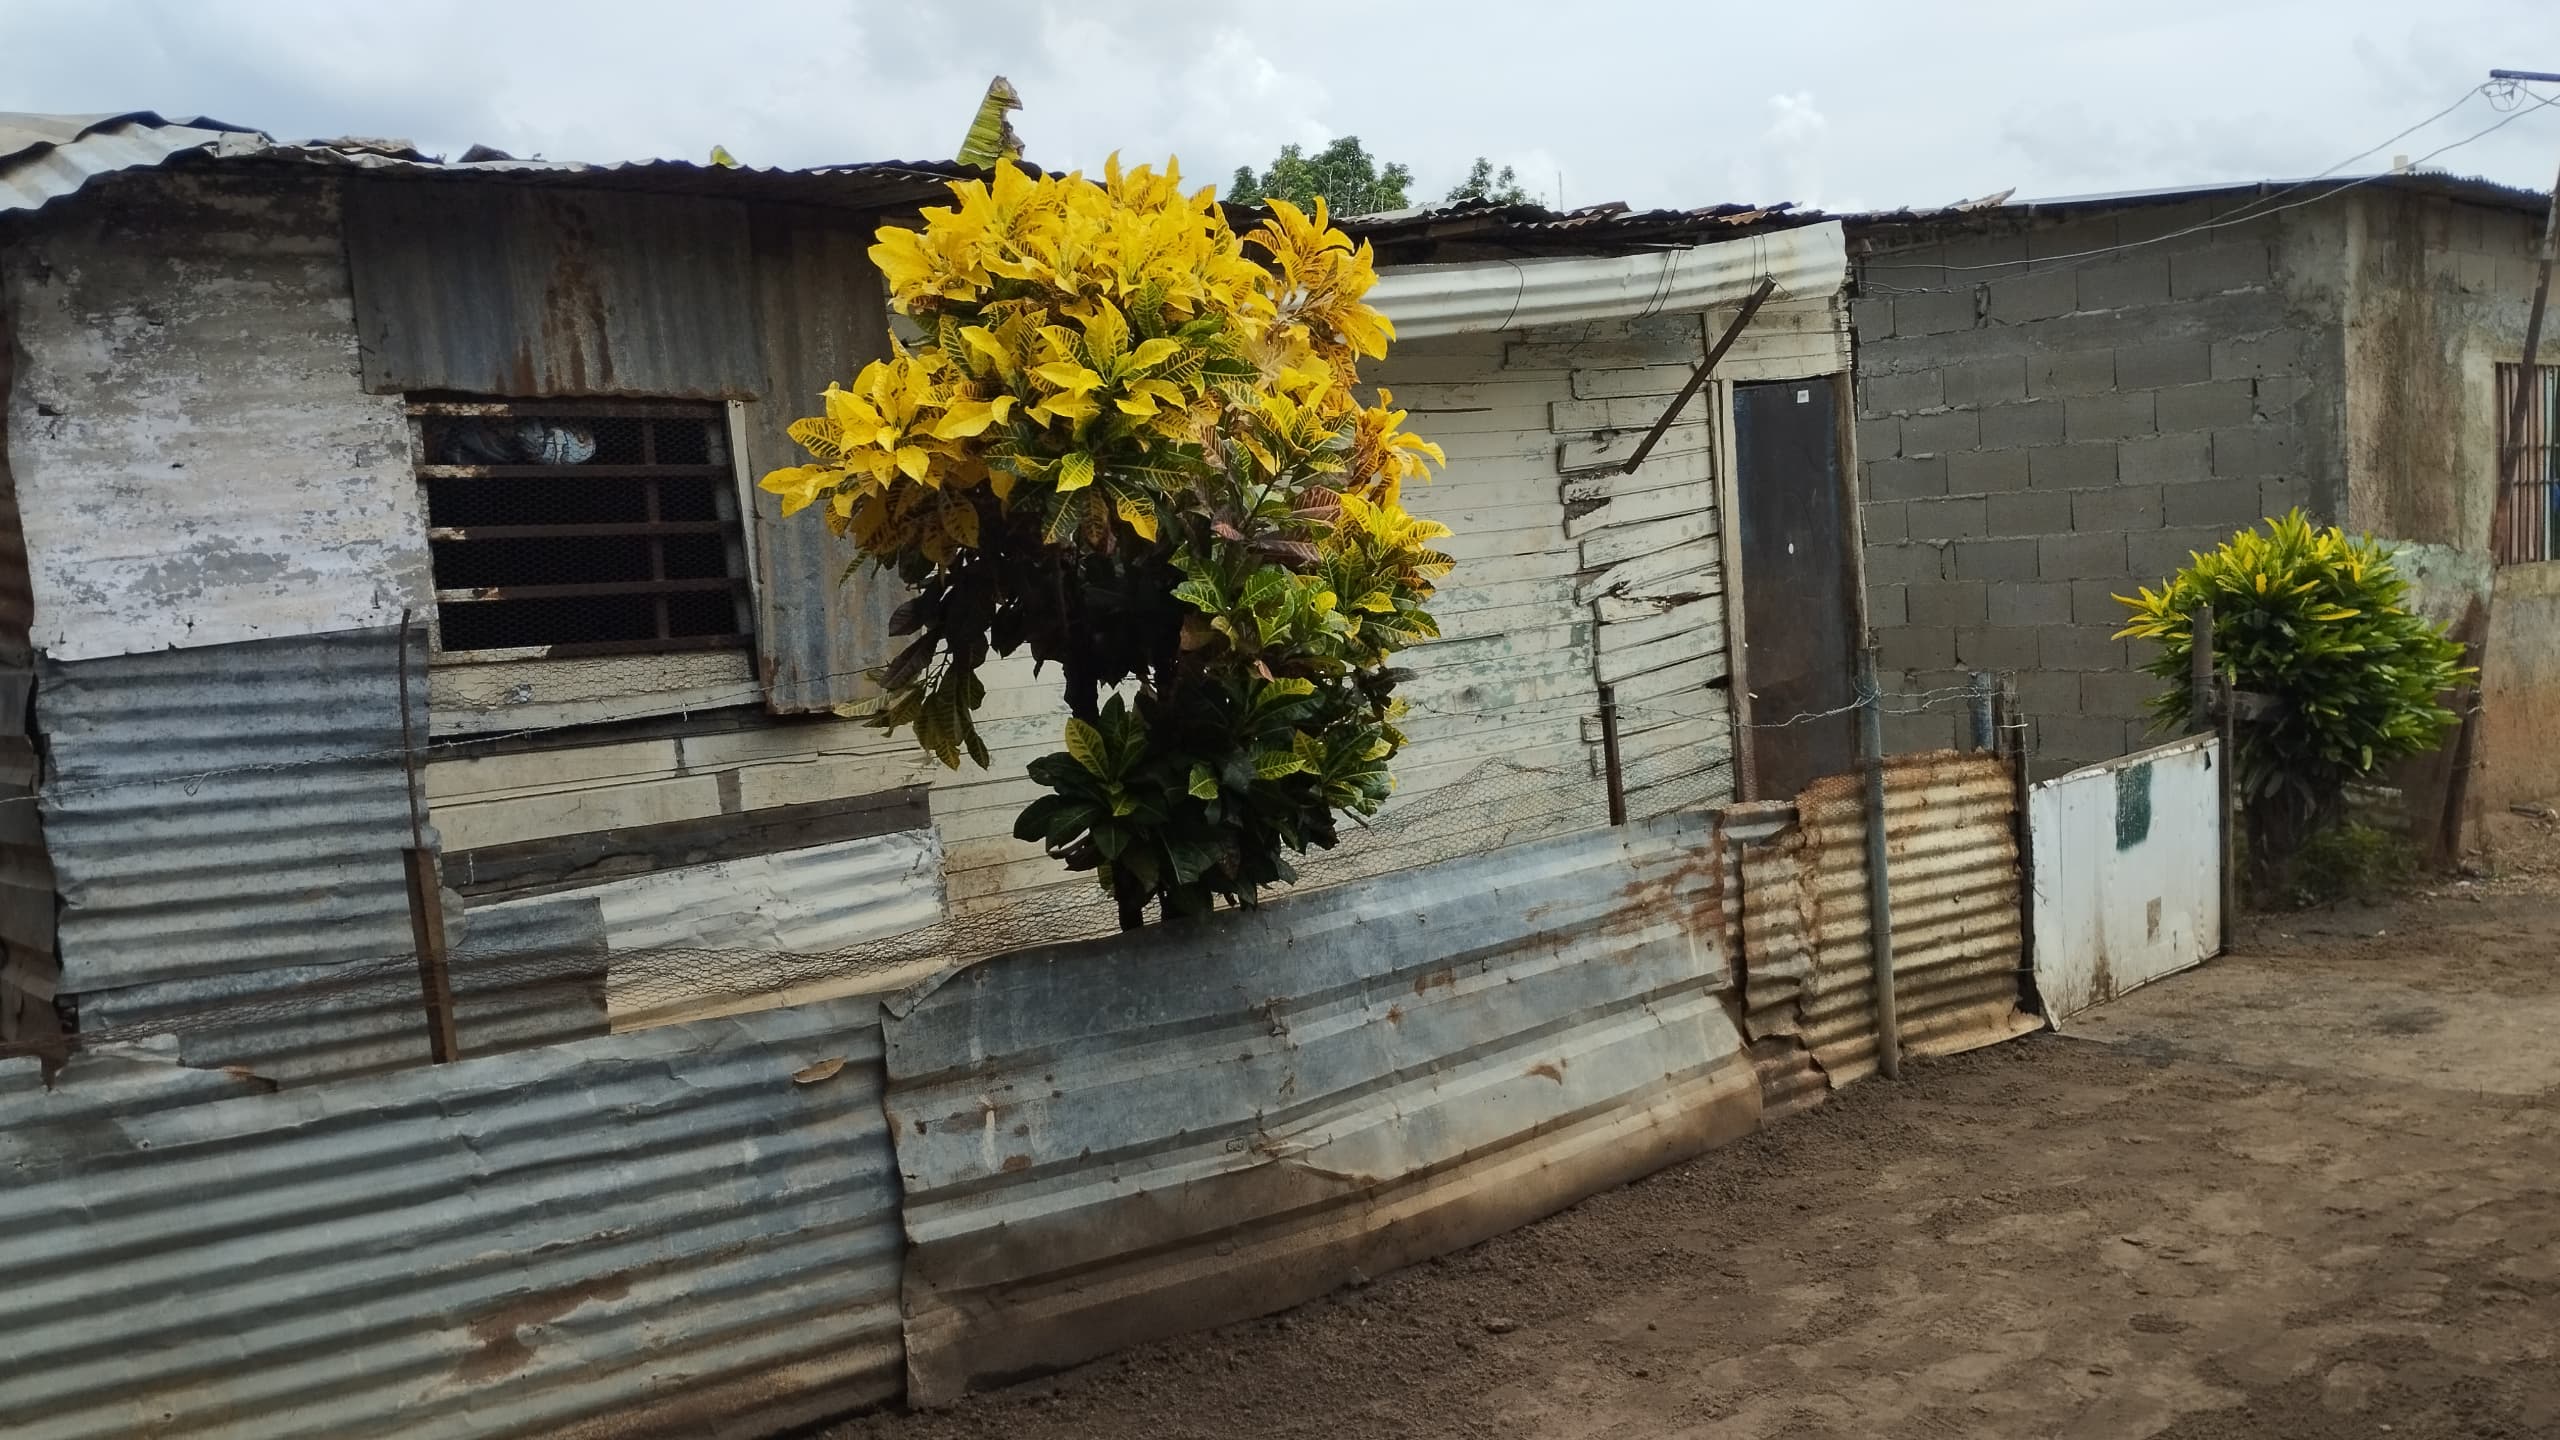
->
left=1849, top=200, right=2347, bottom=777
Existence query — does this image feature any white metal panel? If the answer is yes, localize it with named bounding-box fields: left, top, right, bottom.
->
left=2028, top=735, right=2224, bottom=1025
left=1371, top=222, right=1847, bottom=339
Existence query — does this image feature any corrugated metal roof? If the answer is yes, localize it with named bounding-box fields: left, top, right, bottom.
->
left=1340, top=196, right=1821, bottom=257
left=1369, top=221, right=1848, bottom=338
left=882, top=806, right=1762, bottom=1404
left=0, top=993, right=903, bottom=1440
left=1841, top=171, right=2553, bottom=232
left=0, top=110, right=255, bottom=213
left=1739, top=750, right=2036, bottom=1088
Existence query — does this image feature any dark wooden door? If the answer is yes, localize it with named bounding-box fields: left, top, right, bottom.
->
left=1733, top=376, right=1860, bottom=797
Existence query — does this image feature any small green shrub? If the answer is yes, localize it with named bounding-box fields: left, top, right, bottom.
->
left=2282, top=821, right=2419, bottom=908
left=2116, top=510, right=2473, bottom=868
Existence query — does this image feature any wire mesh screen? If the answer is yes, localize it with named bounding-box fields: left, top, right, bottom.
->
left=2494, top=362, right=2558, bottom=566
left=414, top=400, right=752, bottom=656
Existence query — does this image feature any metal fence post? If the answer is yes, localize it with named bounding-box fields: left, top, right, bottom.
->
left=1967, top=670, right=1997, bottom=752
left=1857, top=647, right=1902, bottom=1080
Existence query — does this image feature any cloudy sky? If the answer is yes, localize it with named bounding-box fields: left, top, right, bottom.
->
left=5, top=1, right=2558, bottom=212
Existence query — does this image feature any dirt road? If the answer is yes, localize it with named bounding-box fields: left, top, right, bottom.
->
left=828, top=861, right=2560, bottom=1440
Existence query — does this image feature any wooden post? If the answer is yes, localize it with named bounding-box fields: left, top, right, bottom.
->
left=1856, top=647, right=1902, bottom=1081
left=397, top=611, right=460, bottom=1063
left=2217, top=677, right=2239, bottom=953
left=1996, top=676, right=2040, bottom=1012
left=1597, top=684, right=1628, bottom=827
left=2188, top=605, right=2215, bottom=735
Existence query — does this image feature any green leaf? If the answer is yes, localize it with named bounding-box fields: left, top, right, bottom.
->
left=1188, top=763, right=1221, bottom=800
left=1253, top=747, right=1307, bottom=780
left=1065, top=717, right=1108, bottom=775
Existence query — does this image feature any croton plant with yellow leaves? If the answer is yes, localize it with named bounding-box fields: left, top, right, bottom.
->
left=763, top=158, right=1453, bottom=929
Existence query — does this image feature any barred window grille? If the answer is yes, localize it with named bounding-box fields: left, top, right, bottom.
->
left=410, top=399, right=753, bottom=657
left=2494, top=363, right=2559, bottom=566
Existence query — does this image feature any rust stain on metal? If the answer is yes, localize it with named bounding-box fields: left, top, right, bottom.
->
left=1413, top=966, right=1456, bottom=996
left=1384, top=1004, right=1404, bottom=1025
left=1001, top=1154, right=1032, bottom=1173
left=1525, top=1061, right=1567, bottom=1084
left=457, top=1275, right=633, bottom=1383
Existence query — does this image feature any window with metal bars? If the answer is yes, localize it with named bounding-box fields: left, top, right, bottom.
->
left=410, top=399, right=753, bottom=658
left=2494, top=363, right=2559, bottom=566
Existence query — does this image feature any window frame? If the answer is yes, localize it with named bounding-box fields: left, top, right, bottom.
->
left=2493, top=361, right=2559, bottom=567
left=406, top=397, right=759, bottom=664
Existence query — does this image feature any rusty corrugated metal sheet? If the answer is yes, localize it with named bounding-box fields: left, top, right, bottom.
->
left=0, top=994, right=903, bottom=1440
left=0, top=293, right=51, bottom=1047
left=745, top=208, right=901, bottom=712
left=1739, top=750, right=2034, bottom=1088
left=343, top=178, right=763, bottom=400
left=36, top=626, right=426, bottom=1075
left=881, top=808, right=1763, bottom=1403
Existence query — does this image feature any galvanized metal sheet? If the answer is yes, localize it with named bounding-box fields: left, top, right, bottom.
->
left=40, top=626, right=423, bottom=998
left=1370, top=222, right=1847, bottom=338
left=1739, top=750, right=2034, bottom=1088
left=2029, top=735, right=2224, bottom=1024
left=0, top=995, right=903, bottom=1440
left=344, top=178, right=762, bottom=400
left=882, top=808, right=1762, bottom=1404
left=4, top=174, right=435, bottom=661
left=0, top=112, right=248, bottom=214
left=744, top=209, right=902, bottom=712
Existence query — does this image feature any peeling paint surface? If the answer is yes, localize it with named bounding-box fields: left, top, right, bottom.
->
left=0, top=996, right=904, bottom=1440
left=1, top=173, right=430, bottom=661
left=2030, top=735, right=2222, bottom=1025
left=883, top=809, right=1762, bottom=1404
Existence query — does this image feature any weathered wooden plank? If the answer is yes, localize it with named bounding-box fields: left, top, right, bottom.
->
left=1572, top=365, right=1699, bottom=401
left=1577, top=534, right=1723, bottom=602
left=1559, top=450, right=1713, bottom=506
left=1507, top=336, right=1701, bottom=371
left=1610, top=653, right=1726, bottom=707
left=1593, top=596, right=1721, bottom=652
left=1517, top=313, right=1704, bottom=346
left=1558, top=421, right=1711, bottom=476
left=1618, top=734, right=1736, bottom=793
left=1392, top=401, right=1557, bottom=437
left=1565, top=478, right=1719, bottom=539
left=1364, top=378, right=1570, bottom=410
left=1551, top=392, right=1710, bottom=434
left=1586, top=698, right=1733, bottom=744
left=1578, top=508, right=1719, bottom=570
left=443, top=787, right=929, bottom=899
left=1594, top=625, right=1724, bottom=687
left=1594, top=583, right=1724, bottom=624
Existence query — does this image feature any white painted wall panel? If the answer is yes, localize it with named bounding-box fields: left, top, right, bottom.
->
left=2028, top=735, right=2224, bottom=1025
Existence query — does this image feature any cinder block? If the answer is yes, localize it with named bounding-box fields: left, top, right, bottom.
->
left=1865, top=542, right=1947, bottom=586
left=1882, top=708, right=1960, bottom=754
left=1851, top=295, right=1896, bottom=343
left=2066, top=391, right=2157, bottom=443
left=1942, top=356, right=2028, bottom=407
left=2038, top=713, right=2137, bottom=766
left=1861, top=367, right=1942, bottom=415
left=1980, top=399, right=2066, bottom=448
left=1957, top=625, right=2041, bottom=670
left=2119, top=431, right=2212, bottom=485
left=2211, top=330, right=2307, bottom=379
left=2171, top=244, right=2272, bottom=298
left=2028, top=217, right=2117, bottom=259
left=1871, top=455, right=1948, bottom=500
left=2028, top=442, right=2120, bottom=490
left=2259, top=476, right=2314, bottom=518
left=1902, top=408, right=1981, bottom=455
left=1988, top=489, right=2072, bottom=536
left=2114, top=339, right=2213, bottom=390
left=2013, top=667, right=2080, bottom=717
left=2039, top=625, right=2131, bottom=672
left=1988, top=581, right=2071, bottom=627
left=2074, top=578, right=2140, bottom=626
left=1947, top=449, right=2031, bottom=494
left=2212, top=425, right=2296, bottom=478
left=1897, top=289, right=1979, bottom=336
left=2082, top=668, right=2170, bottom=718
left=2114, top=200, right=2218, bottom=244
left=2039, top=530, right=2130, bottom=579
left=1986, top=269, right=2078, bottom=323
left=2077, top=256, right=2171, bottom=311
left=2156, top=380, right=2256, bottom=431
left=1908, top=496, right=1989, bottom=540
left=2251, top=374, right=2314, bottom=419
left=2129, top=525, right=2236, bottom=578
left=1863, top=499, right=1909, bottom=544
left=2070, top=483, right=2164, bottom=531
left=1907, top=579, right=1989, bottom=627
left=1868, top=583, right=1908, bottom=627
left=1857, top=415, right=1903, bottom=462
left=2161, top=479, right=2269, bottom=529
left=1954, top=537, right=2042, bottom=582
left=1942, top=231, right=2031, bottom=270
left=1879, top=625, right=1957, bottom=671
left=2028, top=347, right=2116, bottom=397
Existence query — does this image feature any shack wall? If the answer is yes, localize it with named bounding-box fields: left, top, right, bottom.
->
left=1852, top=200, right=2351, bottom=777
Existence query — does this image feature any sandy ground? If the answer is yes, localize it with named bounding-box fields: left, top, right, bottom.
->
left=825, top=824, right=2560, bottom=1440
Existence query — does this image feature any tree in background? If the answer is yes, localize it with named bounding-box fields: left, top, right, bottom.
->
left=763, top=160, right=1452, bottom=930
left=1446, top=157, right=1532, bottom=205
left=1227, top=137, right=1414, bottom=217
left=2116, top=511, right=2472, bottom=880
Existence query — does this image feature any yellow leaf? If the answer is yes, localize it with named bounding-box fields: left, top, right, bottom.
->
left=1056, top=452, right=1096, bottom=492
left=1116, top=492, right=1158, bottom=541
left=1032, top=361, right=1102, bottom=396
left=942, top=502, right=980, bottom=548
left=759, top=465, right=837, bottom=517
left=1065, top=717, right=1107, bottom=774
left=1129, top=337, right=1182, bottom=370
left=896, top=446, right=932, bottom=481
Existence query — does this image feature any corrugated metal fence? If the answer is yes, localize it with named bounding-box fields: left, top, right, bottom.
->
left=0, top=749, right=2038, bottom=1434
